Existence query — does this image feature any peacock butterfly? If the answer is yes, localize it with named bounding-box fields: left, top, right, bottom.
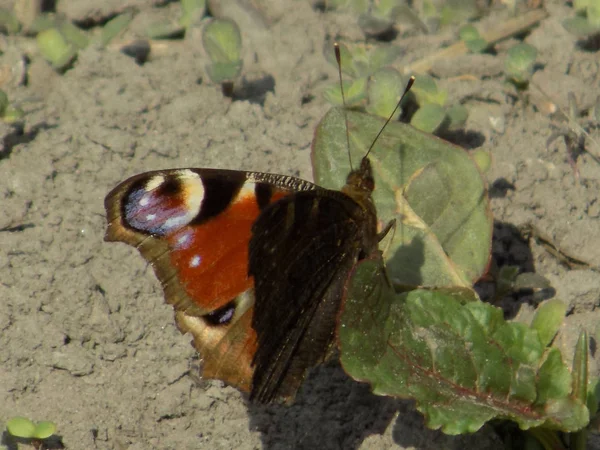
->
left=104, top=46, right=413, bottom=404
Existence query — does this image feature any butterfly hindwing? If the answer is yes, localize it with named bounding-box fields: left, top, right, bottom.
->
left=248, top=188, right=378, bottom=402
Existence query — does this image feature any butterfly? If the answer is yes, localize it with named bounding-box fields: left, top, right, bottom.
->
left=104, top=47, right=414, bottom=404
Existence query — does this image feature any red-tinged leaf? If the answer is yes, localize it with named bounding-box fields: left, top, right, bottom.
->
left=339, top=260, right=590, bottom=434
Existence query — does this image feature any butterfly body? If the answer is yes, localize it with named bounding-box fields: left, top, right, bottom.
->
left=105, top=158, right=380, bottom=403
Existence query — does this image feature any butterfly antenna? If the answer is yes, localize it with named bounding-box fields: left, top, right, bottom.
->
left=364, top=75, right=415, bottom=160
left=334, top=42, right=353, bottom=171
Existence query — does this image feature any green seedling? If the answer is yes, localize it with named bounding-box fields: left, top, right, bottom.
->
left=28, top=13, right=58, bottom=34
left=419, top=0, right=479, bottom=31
left=59, top=21, right=89, bottom=50
left=365, top=67, right=405, bottom=120
left=357, top=0, right=413, bottom=36
left=0, top=89, right=25, bottom=124
left=202, top=18, right=243, bottom=95
left=6, top=416, right=57, bottom=449
left=410, top=73, right=447, bottom=106
left=444, top=103, right=469, bottom=129
left=0, top=8, right=21, bottom=34
left=459, top=24, right=488, bottom=53
left=327, top=0, right=427, bottom=35
left=546, top=92, right=600, bottom=182
left=563, top=0, right=600, bottom=37
left=31, top=16, right=91, bottom=72
left=323, top=42, right=402, bottom=110
left=326, top=0, right=369, bottom=14
left=323, top=77, right=368, bottom=107
left=470, top=147, right=492, bottom=174
left=180, top=0, right=206, bottom=29
left=530, top=299, right=567, bottom=346
left=325, top=42, right=401, bottom=80
left=98, top=11, right=134, bottom=47
left=324, top=47, right=469, bottom=133
left=438, top=0, right=480, bottom=26
left=406, top=75, right=468, bottom=134
left=145, top=21, right=185, bottom=40
left=492, top=264, right=553, bottom=304
left=410, top=102, right=446, bottom=133
left=145, top=0, right=204, bottom=40
left=36, top=27, right=77, bottom=71
left=504, top=43, right=537, bottom=88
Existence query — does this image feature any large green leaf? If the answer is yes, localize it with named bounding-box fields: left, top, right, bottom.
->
left=312, top=107, right=492, bottom=288
left=339, top=259, right=590, bottom=434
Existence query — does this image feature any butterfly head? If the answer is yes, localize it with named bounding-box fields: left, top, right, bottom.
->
left=343, top=156, right=374, bottom=199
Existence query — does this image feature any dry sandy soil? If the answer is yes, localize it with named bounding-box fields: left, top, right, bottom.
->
left=1, top=0, right=600, bottom=449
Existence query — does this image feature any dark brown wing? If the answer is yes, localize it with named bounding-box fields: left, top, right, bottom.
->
left=248, top=189, right=377, bottom=403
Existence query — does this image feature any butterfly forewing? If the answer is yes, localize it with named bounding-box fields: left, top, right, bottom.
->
left=104, top=168, right=316, bottom=394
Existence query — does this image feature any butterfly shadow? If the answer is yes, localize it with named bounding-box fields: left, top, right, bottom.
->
left=247, top=360, right=403, bottom=450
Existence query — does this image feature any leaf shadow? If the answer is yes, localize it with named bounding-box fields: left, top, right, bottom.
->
left=232, top=75, right=276, bottom=106
left=1, top=431, right=65, bottom=450
left=391, top=408, right=502, bottom=449
left=474, top=220, right=545, bottom=319
left=387, top=236, right=425, bottom=288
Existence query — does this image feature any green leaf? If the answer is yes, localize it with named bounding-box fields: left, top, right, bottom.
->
left=536, top=348, right=571, bottom=405
left=574, top=0, right=590, bottom=11
left=36, top=28, right=76, bottom=70
left=28, top=13, right=56, bottom=34
left=410, top=103, right=446, bottom=133
left=6, top=417, right=36, bottom=438
left=328, top=0, right=369, bottom=14
left=0, top=90, right=9, bottom=116
left=365, top=68, right=404, bottom=119
left=59, top=22, right=89, bottom=50
left=505, top=43, right=537, bottom=85
left=588, top=1, right=600, bottom=28
left=324, top=42, right=354, bottom=77
left=445, top=103, right=468, bottom=130
left=180, top=0, right=206, bottom=28
left=0, top=8, right=21, bottom=34
left=368, top=45, right=402, bottom=73
left=439, top=0, right=479, bottom=25
left=99, top=12, right=133, bottom=47
left=459, top=25, right=488, bottom=53
left=572, top=330, right=589, bottom=403
left=325, top=42, right=400, bottom=79
left=202, top=18, right=242, bottom=64
left=339, top=260, right=590, bottom=434
left=530, top=300, right=566, bottom=347
left=470, top=148, right=491, bottom=174
left=33, top=421, right=56, bottom=439
left=562, top=16, right=600, bottom=36
left=3, top=105, right=25, bottom=123
left=206, top=61, right=243, bottom=84
left=410, top=74, right=447, bottom=106
left=146, top=21, right=185, bottom=39
left=323, top=78, right=368, bottom=108
left=313, top=108, right=492, bottom=288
